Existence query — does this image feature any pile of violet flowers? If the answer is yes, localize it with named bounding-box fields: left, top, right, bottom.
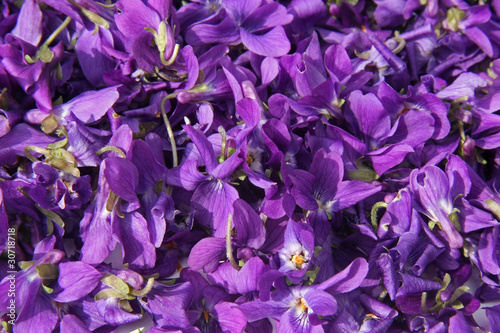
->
left=2, top=0, right=500, bottom=332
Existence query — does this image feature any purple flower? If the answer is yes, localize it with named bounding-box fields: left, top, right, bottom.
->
left=186, top=0, right=293, bottom=57
left=115, top=0, right=178, bottom=72
left=168, top=125, right=243, bottom=237
left=278, top=219, right=314, bottom=283
left=239, top=258, right=368, bottom=333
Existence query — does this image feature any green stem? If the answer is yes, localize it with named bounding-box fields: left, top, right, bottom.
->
left=24, top=145, right=49, bottom=162
left=370, top=201, right=388, bottom=232
left=226, top=213, right=239, bottom=270
left=96, top=146, right=126, bottom=158
left=160, top=94, right=178, bottom=167
left=218, top=126, right=227, bottom=161
left=42, top=17, right=72, bottom=47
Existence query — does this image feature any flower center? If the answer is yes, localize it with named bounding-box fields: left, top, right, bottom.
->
left=291, top=254, right=308, bottom=269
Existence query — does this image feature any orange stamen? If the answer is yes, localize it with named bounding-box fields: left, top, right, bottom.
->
left=291, top=254, right=306, bottom=267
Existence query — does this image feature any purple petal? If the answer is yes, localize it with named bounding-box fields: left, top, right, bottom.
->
left=139, top=282, right=193, bottom=328
left=410, top=166, right=463, bottom=248
left=0, top=123, right=56, bottom=166
left=238, top=300, right=288, bottom=322
left=347, top=90, right=391, bottom=148
left=303, top=288, right=337, bottom=316
left=435, top=72, right=487, bottom=101
left=96, top=297, right=142, bottom=326
left=405, top=93, right=450, bottom=140
left=167, top=159, right=208, bottom=191
left=15, top=293, right=58, bottom=333
left=60, top=314, right=90, bottom=333
left=395, top=273, right=442, bottom=297
left=233, top=199, right=266, bottom=249
left=478, top=227, right=500, bottom=275
left=113, top=211, right=156, bottom=269
left=464, top=26, right=494, bottom=57
left=319, top=257, right=369, bottom=294
left=103, top=157, right=139, bottom=206
left=290, top=170, right=318, bottom=211
left=11, top=0, right=43, bottom=46
left=376, top=253, right=397, bottom=300
left=236, top=256, right=270, bottom=294
left=188, top=237, right=227, bottom=273
left=387, top=110, right=435, bottom=147
left=223, top=0, right=261, bottom=23
left=191, top=180, right=239, bottom=237
left=75, top=28, right=116, bottom=87
left=331, top=181, right=382, bottom=212
left=80, top=202, right=116, bottom=265
left=183, top=125, right=218, bottom=174
left=261, top=56, right=279, bottom=85
left=324, top=44, right=352, bottom=81
left=240, top=26, right=291, bottom=57
left=64, top=86, right=119, bottom=124
left=186, top=12, right=240, bottom=45
left=115, top=0, right=160, bottom=37
left=214, top=302, right=247, bottom=333
left=448, top=311, right=475, bottom=333
left=310, top=149, right=343, bottom=203
left=241, top=2, right=293, bottom=32
left=211, top=148, right=244, bottom=180
left=366, top=143, right=414, bottom=176
left=53, top=262, right=103, bottom=302
left=485, top=304, right=500, bottom=333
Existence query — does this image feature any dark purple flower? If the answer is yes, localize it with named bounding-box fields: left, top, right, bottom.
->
left=186, top=0, right=293, bottom=57
left=239, top=258, right=368, bottom=333
left=115, top=0, right=178, bottom=72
